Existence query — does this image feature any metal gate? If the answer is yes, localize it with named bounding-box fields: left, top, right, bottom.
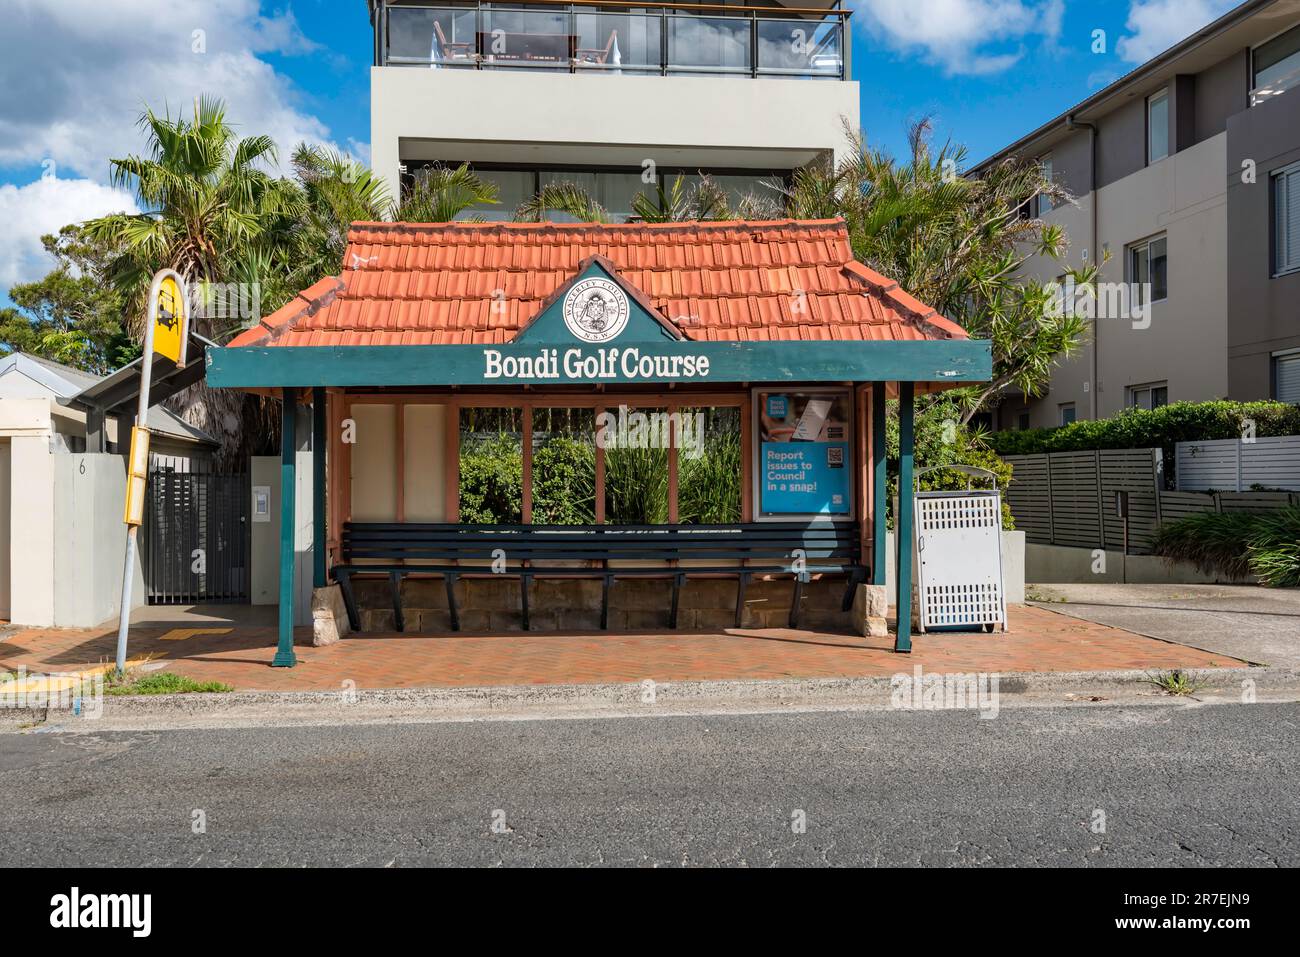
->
left=144, top=457, right=249, bottom=603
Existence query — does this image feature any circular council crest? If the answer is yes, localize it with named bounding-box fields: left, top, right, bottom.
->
left=562, top=277, right=630, bottom=343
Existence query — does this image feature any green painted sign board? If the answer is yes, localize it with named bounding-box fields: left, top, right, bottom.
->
left=207, top=259, right=992, bottom=388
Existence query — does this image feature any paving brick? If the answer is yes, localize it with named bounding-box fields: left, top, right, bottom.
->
left=0, top=605, right=1245, bottom=694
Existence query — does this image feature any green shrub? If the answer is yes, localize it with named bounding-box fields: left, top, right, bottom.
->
left=458, top=433, right=522, bottom=524
left=1152, top=506, right=1300, bottom=587
left=1150, top=511, right=1260, bottom=580
left=988, top=401, right=1300, bottom=486
left=1245, top=508, right=1300, bottom=588
left=104, top=671, right=233, bottom=696
left=887, top=397, right=1016, bottom=529
left=678, top=432, right=742, bottom=524
left=532, top=436, right=596, bottom=525
left=604, top=443, right=669, bottom=525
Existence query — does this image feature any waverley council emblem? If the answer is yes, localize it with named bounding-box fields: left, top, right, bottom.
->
left=561, top=277, right=630, bottom=343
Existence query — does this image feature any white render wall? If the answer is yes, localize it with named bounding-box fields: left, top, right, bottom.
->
left=52, top=454, right=145, bottom=628
left=0, top=402, right=146, bottom=627
left=370, top=66, right=861, bottom=196
left=249, top=454, right=314, bottom=627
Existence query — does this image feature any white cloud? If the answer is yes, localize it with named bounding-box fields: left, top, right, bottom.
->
left=0, top=0, right=334, bottom=180
left=1116, top=0, right=1237, bottom=64
left=856, top=0, right=1065, bottom=75
left=346, top=138, right=373, bottom=169
left=0, top=176, right=139, bottom=289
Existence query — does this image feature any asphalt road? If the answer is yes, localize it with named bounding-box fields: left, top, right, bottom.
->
left=2, top=701, right=1297, bottom=866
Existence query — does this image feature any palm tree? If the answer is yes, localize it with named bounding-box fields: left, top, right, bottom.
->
left=83, top=96, right=301, bottom=459
left=631, top=174, right=727, bottom=223
left=782, top=119, right=1083, bottom=420
left=290, top=144, right=393, bottom=287
left=516, top=172, right=779, bottom=224
left=396, top=163, right=499, bottom=222
left=515, top=180, right=611, bottom=223
left=85, top=96, right=299, bottom=327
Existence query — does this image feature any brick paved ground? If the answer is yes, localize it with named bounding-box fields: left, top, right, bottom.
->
left=0, top=604, right=1244, bottom=692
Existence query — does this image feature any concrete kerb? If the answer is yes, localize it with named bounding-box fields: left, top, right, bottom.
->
left=5, top=666, right=1297, bottom=732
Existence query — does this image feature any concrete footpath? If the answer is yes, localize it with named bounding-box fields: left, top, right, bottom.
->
left=1028, top=584, right=1300, bottom=667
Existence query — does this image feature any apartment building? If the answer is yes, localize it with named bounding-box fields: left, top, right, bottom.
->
left=972, top=0, right=1300, bottom=430
left=365, top=0, right=859, bottom=218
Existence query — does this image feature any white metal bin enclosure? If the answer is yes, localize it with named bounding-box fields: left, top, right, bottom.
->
left=913, top=467, right=1008, bottom=633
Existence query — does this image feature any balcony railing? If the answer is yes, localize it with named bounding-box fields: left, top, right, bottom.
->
left=378, top=1, right=850, bottom=80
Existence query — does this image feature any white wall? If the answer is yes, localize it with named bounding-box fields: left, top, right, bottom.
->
left=52, top=454, right=145, bottom=627
left=8, top=433, right=54, bottom=626
left=371, top=66, right=861, bottom=196
left=249, top=454, right=314, bottom=626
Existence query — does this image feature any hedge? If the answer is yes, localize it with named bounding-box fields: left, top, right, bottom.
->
left=987, top=401, right=1300, bottom=464
left=458, top=431, right=743, bottom=525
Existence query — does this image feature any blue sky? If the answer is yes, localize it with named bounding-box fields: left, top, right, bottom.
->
left=0, top=0, right=1238, bottom=311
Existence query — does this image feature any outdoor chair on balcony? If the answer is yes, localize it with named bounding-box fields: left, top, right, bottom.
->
left=574, top=30, right=618, bottom=68
left=433, top=21, right=477, bottom=67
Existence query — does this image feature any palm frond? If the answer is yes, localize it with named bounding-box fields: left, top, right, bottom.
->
left=515, top=181, right=609, bottom=223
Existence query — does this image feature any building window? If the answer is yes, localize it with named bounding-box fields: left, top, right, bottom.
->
left=1059, top=403, right=1076, bottom=426
left=1129, top=235, right=1168, bottom=304
left=1147, top=89, right=1169, bottom=163
left=1017, top=412, right=1031, bottom=431
left=1274, top=351, right=1300, bottom=404
left=402, top=162, right=789, bottom=224
left=1038, top=154, right=1054, bottom=214
left=1275, top=161, right=1300, bottom=276
left=1127, top=382, right=1169, bottom=410
left=1252, top=24, right=1300, bottom=105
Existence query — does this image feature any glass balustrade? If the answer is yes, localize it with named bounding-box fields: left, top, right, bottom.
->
left=383, top=4, right=847, bottom=79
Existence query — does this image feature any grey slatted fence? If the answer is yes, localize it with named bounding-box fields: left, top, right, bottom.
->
left=1217, top=490, right=1296, bottom=512
left=1156, top=491, right=1218, bottom=521
left=1176, top=435, right=1300, bottom=491
left=1002, top=453, right=1051, bottom=544
left=1047, top=450, right=1105, bottom=548
left=1005, top=448, right=1163, bottom=553
left=1100, top=448, right=1164, bottom=552
left=1157, top=489, right=1298, bottom=518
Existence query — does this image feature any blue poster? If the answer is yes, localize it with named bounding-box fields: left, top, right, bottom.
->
left=761, top=442, right=850, bottom=514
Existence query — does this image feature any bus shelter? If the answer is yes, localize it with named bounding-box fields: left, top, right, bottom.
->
left=206, top=220, right=991, bottom=666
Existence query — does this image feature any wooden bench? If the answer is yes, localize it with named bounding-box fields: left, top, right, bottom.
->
left=332, top=521, right=866, bottom=633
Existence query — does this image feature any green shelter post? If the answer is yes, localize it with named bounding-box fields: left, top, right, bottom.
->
left=894, top=381, right=914, bottom=653
left=273, top=387, right=299, bottom=668
left=312, top=386, right=327, bottom=590
left=871, top=381, right=887, bottom=587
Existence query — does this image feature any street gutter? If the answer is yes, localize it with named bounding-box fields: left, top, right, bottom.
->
left=4, top=666, right=1297, bottom=734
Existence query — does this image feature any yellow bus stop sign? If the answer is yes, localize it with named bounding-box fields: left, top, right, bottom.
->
left=153, top=274, right=187, bottom=365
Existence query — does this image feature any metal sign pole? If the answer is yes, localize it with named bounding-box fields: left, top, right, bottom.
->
left=113, top=270, right=188, bottom=674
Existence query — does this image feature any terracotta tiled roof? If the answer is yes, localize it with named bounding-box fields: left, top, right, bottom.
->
left=228, top=220, right=969, bottom=347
